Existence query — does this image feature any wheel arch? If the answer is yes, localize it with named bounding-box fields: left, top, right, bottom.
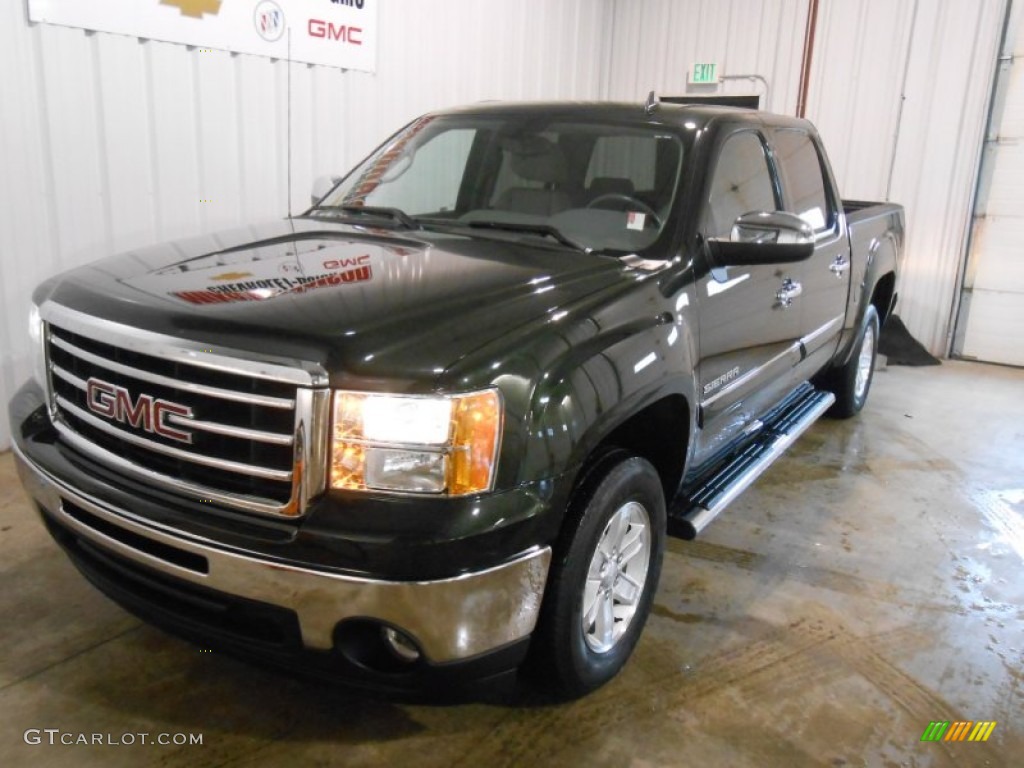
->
left=871, top=270, right=897, bottom=327
left=534, top=387, right=693, bottom=564
left=592, top=394, right=690, bottom=501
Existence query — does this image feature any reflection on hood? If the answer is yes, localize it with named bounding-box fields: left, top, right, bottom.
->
left=122, top=235, right=415, bottom=305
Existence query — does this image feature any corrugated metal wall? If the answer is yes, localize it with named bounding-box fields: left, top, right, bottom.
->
left=0, top=0, right=612, bottom=450
left=603, top=0, right=811, bottom=113
left=807, top=0, right=1006, bottom=358
left=802, top=0, right=917, bottom=200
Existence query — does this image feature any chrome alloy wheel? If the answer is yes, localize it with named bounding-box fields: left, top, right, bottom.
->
left=855, top=322, right=876, bottom=401
left=582, top=500, right=652, bottom=653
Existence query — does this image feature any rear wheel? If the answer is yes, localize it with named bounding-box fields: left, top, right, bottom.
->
left=826, top=304, right=880, bottom=418
left=532, top=454, right=665, bottom=698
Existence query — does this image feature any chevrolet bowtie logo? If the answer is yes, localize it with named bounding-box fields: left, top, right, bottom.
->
left=160, top=0, right=222, bottom=19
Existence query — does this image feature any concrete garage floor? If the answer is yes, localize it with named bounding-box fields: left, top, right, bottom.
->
left=0, top=360, right=1022, bottom=767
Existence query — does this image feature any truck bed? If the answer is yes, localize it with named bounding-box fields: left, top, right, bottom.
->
left=843, top=199, right=904, bottom=224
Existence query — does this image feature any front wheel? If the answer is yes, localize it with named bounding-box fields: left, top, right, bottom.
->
left=826, top=304, right=880, bottom=418
left=531, top=454, right=666, bottom=698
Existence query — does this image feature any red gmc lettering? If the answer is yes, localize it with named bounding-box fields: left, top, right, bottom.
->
left=86, top=378, right=193, bottom=444
left=153, top=401, right=193, bottom=443
left=323, top=254, right=371, bottom=270
left=86, top=379, right=117, bottom=419
left=115, top=388, right=153, bottom=431
left=308, top=20, right=363, bottom=44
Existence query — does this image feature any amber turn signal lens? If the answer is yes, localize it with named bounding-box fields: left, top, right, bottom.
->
left=449, top=390, right=501, bottom=495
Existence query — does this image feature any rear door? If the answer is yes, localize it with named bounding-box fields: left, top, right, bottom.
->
left=770, top=128, right=850, bottom=376
left=694, top=128, right=802, bottom=459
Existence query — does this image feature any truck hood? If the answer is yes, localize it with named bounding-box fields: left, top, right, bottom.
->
left=39, top=218, right=632, bottom=388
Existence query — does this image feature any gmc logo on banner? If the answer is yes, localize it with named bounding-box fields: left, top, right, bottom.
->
left=86, top=378, right=194, bottom=444
left=308, top=19, right=363, bottom=44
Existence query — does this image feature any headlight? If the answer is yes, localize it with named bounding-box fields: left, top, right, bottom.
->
left=28, top=303, right=47, bottom=389
left=330, top=389, right=502, bottom=495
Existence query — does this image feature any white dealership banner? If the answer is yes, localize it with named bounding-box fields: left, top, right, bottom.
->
left=28, top=0, right=377, bottom=72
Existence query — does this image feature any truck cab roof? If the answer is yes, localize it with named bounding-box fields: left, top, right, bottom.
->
left=430, top=99, right=818, bottom=134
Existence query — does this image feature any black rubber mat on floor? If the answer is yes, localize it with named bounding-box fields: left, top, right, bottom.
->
left=879, top=314, right=941, bottom=366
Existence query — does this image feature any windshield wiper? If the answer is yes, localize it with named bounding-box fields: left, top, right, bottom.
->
left=313, top=204, right=420, bottom=230
left=465, top=221, right=589, bottom=252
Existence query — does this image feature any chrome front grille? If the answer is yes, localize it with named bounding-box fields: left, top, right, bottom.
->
left=41, top=304, right=329, bottom=518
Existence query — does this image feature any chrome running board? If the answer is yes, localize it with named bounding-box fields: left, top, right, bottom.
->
left=668, top=384, right=835, bottom=540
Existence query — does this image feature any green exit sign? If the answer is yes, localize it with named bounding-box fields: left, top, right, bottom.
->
left=690, top=62, right=719, bottom=84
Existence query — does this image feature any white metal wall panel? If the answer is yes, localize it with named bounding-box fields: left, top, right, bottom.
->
left=603, top=0, right=810, bottom=113
left=803, top=0, right=917, bottom=200
left=961, top=8, right=1024, bottom=366
left=0, top=0, right=612, bottom=450
left=807, top=0, right=1007, bottom=355
left=148, top=41, right=205, bottom=239
left=880, top=0, right=1006, bottom=356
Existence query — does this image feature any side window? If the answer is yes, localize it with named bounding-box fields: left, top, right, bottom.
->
left=773, top=130, right=832, bottom=231
left=706, top=132, right=777, bottom=238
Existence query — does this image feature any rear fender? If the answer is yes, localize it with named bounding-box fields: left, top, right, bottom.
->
left=833, top=231, right=899, bottom=368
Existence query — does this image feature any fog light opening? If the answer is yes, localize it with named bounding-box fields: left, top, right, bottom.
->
left=382, top=626, right=421, bottom=663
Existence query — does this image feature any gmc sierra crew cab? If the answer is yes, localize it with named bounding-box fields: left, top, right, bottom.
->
left=10, top=98, right=903, bottom=698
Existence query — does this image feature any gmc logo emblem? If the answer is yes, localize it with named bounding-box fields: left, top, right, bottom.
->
left=308, top=19, right=363, bottom=44
left=86, top=378, right=194, bottom=444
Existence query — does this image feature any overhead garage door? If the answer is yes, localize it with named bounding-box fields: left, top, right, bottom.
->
left=957, top=15, right=1024, bottom=367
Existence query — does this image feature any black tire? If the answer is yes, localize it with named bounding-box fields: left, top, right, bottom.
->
left=826, top=304, right=880, bottom=418
left=531, top=453, right=666, bottom=698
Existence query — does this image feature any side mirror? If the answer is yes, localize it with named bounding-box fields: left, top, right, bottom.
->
left=311, top=175, right=342, bottom=206
left=707, top=211, right=815, bottom=267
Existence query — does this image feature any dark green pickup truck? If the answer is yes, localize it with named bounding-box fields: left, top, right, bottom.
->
left=10, top=99, right=903, bottom=698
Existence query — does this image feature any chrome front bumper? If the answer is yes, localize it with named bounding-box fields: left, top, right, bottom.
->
left=13, top=442, right=551, bottom=663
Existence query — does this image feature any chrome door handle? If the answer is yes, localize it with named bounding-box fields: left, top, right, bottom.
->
left=830, top=256, right=851, bottom=278
left=776, top=278, right=802, bottom=309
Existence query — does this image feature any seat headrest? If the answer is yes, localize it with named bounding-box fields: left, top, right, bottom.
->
left=504, top=136, right=567, bottom=185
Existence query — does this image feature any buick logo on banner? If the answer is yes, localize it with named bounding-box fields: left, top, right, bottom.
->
left=254, top=1, right=285, bottom=42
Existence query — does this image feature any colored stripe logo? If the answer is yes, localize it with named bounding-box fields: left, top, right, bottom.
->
left=920, top=721, right=997, bottom=742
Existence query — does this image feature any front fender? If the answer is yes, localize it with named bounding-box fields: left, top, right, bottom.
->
left=520, top=301, right=698, bottom=486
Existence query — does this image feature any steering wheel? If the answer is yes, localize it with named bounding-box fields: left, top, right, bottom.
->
left=585, top=193, right=662, bottom=228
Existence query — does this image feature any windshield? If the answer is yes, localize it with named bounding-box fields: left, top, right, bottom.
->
left=316, top=114, right=685, bottom=255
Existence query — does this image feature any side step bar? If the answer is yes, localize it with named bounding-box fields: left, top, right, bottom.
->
left=668, top=384, right=835, bottom=540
